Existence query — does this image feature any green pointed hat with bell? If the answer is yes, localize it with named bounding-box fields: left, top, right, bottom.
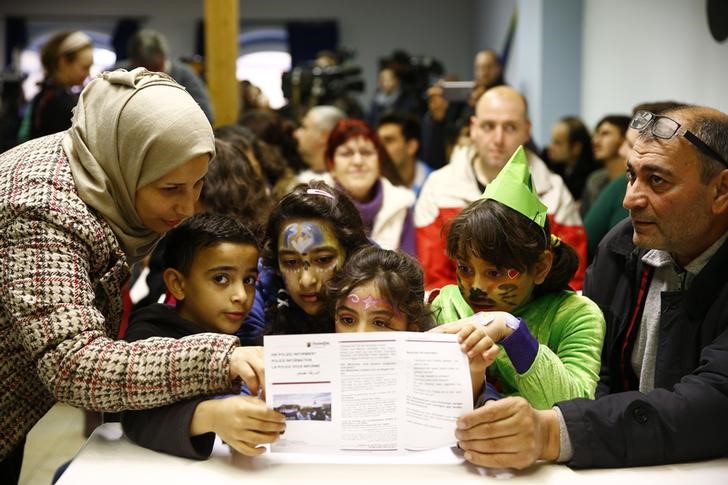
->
left=481, top=145, right=548, bottom=227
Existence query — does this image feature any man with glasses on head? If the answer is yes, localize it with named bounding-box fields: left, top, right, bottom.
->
left=454, top=105, right=728, bottom=469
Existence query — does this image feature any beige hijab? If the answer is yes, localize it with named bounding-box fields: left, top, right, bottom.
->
left=62, top=68, right=215, bottom=263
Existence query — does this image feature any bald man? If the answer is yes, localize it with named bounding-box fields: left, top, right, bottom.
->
left=415, top=86, right=586, bottom=290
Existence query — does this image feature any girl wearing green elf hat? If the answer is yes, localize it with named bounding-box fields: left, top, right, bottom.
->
left=430, top=146, right=606, bottom=410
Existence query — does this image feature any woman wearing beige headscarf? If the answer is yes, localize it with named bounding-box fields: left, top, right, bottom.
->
left=0, top=68, right=278, bottom=483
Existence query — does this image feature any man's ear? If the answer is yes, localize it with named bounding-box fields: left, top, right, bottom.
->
left=469, top=115, right=478, bottom=140
left=163, top=268, right=186, bottom=301
left=711, top=169, right=728, bottom=215
left=533, top=249, right=554, bottom=285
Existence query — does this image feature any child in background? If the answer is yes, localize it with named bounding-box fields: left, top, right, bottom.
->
left=326, top=246, right=499, bottom=401
left=197, top=138, right=273, bottom=227
left=241, top=180, right=371, bottom=340
left=430, top=146, right=605, bottom=410
left=122, top=213, right=285, bottom=459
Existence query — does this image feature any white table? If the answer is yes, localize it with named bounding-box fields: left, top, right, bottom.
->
left=56, top=423, right=728, bottom=484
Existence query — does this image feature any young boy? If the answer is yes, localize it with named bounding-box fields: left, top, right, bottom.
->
left=121, top=213, right=286, bottom=459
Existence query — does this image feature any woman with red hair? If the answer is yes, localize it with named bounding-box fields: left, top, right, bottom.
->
left=325, top=118, right=416, bottom=255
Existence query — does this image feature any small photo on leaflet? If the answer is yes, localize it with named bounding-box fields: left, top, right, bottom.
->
left=273, top=392, right=332, bottom=421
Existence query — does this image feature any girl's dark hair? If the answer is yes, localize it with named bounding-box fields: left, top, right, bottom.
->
left=238, top=109, right=306, bottom=173
left=262, top=181, right=370, bottom=338
left=446, top=198, right=578, bottom=296
left=262, top=180, right=370, bottom=268
left=559, top=115, right=594, bottom=167
left=214, top=123, right=289, bottom=190
left=325, top=247, right=434, bottom=331
left=201, top=138, right=273, bottom=227
left=324, top=118, right=405, bottom=186
left=163, top=213, right=258, bottom=275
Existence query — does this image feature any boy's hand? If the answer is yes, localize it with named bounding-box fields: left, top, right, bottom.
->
left=229, top=346, right=265, bottom=396
left=193, top=395, right=286, bottom=456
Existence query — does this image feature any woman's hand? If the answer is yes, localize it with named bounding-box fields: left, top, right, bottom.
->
left=229, top=346, right=265, bottom=396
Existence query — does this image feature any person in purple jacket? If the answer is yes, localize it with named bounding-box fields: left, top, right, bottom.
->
left=325, top=118, right=417, bottom=256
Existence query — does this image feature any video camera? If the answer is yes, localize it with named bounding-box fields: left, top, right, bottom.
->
left=282, top=49, right=366, bottom=125
left=379, top=49, right=445, bottom=98
left=282, top=63, right=365, bottom=106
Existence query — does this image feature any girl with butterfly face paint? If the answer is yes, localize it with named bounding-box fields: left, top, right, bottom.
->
left=277, top=218, right=345, bottom=316
left=237, top=181, right=371, bottom=341
left=430, top=148, right=606, bottom=410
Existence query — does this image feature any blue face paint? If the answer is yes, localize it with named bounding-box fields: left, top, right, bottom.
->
left=283, top=222, right=325, bottom=254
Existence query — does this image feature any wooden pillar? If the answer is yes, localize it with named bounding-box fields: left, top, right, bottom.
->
left=204, top=0, right=239, bottom=126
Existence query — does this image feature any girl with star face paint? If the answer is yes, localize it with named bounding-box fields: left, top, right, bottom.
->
left=325, top=246, right=499, bottom=401
left=236, top=181, right=371, bottom=342
left=430, top=147, right=606, bottom=410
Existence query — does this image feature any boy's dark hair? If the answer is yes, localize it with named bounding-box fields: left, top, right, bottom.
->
left=446, top=199, right=579, bottom=296
left=262, top=180, right=370, bottom=268
left=378, top=110, right=421, bottom=142
left=325, top=246, right=435, bottom=331
left=163, top=213, right=259, bottom=275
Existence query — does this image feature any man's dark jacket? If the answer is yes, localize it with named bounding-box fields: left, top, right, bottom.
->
left=557, top=218, right=728, bottom=467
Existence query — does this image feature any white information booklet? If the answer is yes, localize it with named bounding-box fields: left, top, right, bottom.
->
left=264, top=332, right=473, bottom=454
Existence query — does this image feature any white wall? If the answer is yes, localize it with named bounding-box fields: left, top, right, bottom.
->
left=540, top=0, right=583, bottom=145
left=243, top=0, right=476, bottom=105
left=471, top=0, right=585, bottom=148
left=581, top=0, right=728, bottom=128
left=0, top=0, right=475, bottom=108
left=474, top=0, right=517, bottom=55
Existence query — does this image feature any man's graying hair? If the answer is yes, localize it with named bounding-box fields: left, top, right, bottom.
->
left=306, top=106, right=346, bottom=132
left=128, top=29, right=169, bottom=64
left=682, top=109, right=728, bottom=182
left=645, top=106, right=728, bottom=183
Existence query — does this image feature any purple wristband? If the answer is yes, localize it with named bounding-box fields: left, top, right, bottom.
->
left=498, top=318, right=539, bottom=374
